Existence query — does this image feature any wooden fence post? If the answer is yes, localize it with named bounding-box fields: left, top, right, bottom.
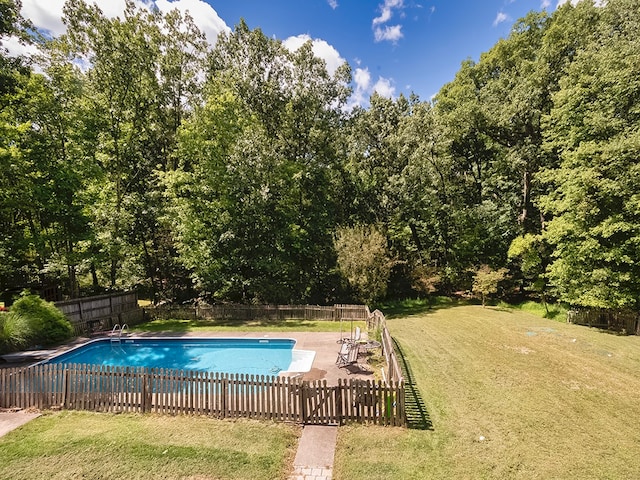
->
left=299, top=381, right=307, bottom=424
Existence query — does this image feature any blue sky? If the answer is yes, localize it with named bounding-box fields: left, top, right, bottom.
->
left=10, top=0, right=576, bottom=106
left=210, top=0, right=554, bottom=102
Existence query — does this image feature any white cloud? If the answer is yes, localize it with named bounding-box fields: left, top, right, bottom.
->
left=3, top=35, right=40, bottom=58
left=283, top=34, right=345, bottom=76
left=155, top=0, right=230, bottom=45
left=327, top=0, right=338, bottom=9
left=373, top=7, right=393, bottom=26
left=373, top=0, right=404, bottom=25
left=20, top=0, right=68, bottom=38
left=345, top=67, right=395, bottom=110
left=374, top=24, right=403, bottom=43
left=493, top=11, right=509, bottom=27
left=345, top=67, right=371, bottom=110
left=372, top=77, right=395, bottom=98
left=15, top=0, right=228, bottom=48
left=354, top=67, right=372, bottom=91
left=541, top=0, right=551, bottom=8
left=372, top=0, right=405, bottom=43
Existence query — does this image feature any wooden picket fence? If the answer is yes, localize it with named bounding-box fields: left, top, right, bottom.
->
left=0, top=363, right=405, bottom=426
left=366, top=309, right=404, bottom=384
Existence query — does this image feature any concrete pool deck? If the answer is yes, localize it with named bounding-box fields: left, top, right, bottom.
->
left=1, top=331, right=378, bottom=384
left=124, top=330, right=377, bottom=384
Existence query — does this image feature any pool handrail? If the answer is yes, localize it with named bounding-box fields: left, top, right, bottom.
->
left=110, top=323, right=128, bottom=343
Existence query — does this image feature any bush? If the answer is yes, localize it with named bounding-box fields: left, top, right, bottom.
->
left=8, top=293, right=73, bottom=347
left=0, top=311, right=33, bottom=353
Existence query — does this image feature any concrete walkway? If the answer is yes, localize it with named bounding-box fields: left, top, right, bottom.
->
left=0, top=410, right=41, bottom=438
left=289, top=425, right=338, bottom=480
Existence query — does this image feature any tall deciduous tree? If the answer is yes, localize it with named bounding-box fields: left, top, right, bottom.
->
left=540, top=0, right=640, bottom=309
left=167, top=22, right=351, bottom=303
left=57, top=0, right=206, bottom=300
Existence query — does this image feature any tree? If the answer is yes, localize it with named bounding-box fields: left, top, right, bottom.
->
left=55, top=0, right=207, bottom=299
left=472, top=265, right=509, bottom=307
left=540, top=0, right=640, bottom=309
left=166, top=22, right=351, bottom=303
left=508, top=233, right=549, bottom=308
left=334, top=225, right=393, bottom=304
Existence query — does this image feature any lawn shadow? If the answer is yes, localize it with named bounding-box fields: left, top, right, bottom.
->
left=377, top=297, right=478, bottom=319
left=393, top=337, right=433, bottom=431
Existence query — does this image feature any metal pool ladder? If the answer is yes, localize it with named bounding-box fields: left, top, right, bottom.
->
left=110, top=323, right=129, bottom=344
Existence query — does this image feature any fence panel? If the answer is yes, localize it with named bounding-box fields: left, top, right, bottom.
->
left=55, top=292, right=143, bottom=336
left=148, top=304, right=372, bottom=322
left=0, top=365, right=405, bottom=426
left=568, top=309, right=639, bottom=335
left=367, top=309, right=404, bottom=385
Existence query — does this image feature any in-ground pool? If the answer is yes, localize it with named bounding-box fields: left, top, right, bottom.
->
left=43, top=337, right=315, bottom=377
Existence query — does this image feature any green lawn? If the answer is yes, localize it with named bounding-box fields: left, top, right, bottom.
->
left=334, top=304, right=640, bottom=479
left=132, top=317, right=363, bottom=333
left=0, top=411, right=299, bottom=480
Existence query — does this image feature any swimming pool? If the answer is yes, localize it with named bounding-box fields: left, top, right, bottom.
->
left=43, top=337, right=315, bottom=376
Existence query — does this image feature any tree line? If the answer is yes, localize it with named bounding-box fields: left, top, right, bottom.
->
left=1, top=0, right=638, bottom=310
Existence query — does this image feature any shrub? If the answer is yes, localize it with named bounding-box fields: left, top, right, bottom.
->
left=9, top=293, right=73, bottom=347
left=1, top=311, right=33, bottom=353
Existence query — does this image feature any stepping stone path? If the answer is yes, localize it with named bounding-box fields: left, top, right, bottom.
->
left=289, top=425, right=338, bottom=480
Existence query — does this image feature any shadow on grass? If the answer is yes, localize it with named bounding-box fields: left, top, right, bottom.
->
left=393, top=337, right=433, bottom=431
left=376, top=297, right=477, bottom=319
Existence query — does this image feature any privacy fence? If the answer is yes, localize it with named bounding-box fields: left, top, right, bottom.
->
left=55, top=292, right=144, bottom=336
left=0, top=363, right=405, bottom=426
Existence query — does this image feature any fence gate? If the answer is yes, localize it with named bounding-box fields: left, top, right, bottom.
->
left=301, top=381, right=339, bottom=425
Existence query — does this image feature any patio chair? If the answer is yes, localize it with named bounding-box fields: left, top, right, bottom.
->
left=336, top=341, right=359, bottom=368
left=352, top=326, right=361, bottom=343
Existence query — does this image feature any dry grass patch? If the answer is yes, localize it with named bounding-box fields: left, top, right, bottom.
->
left=335, top=305, right=640, bottom=479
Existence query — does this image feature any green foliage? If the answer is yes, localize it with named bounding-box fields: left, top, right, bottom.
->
left=166, top=23, right=349, bottom=303
left=334, top=225, right=393, bottom=304
left=472, top=265, right=509, bottom=307
left=8, top=293, right=72, bottom=347
left=540, top=0, right=640, bottom=309
left=1, top=0, right=639, bottom=309
left=0, top=311, right=32, bottom=352
left=497, top=299, right=568, bottom=320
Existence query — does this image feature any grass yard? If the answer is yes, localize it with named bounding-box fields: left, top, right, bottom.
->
left=132, top=318, right=364, bottom=334
left=0, top=411, right=299, bottom=480
left=335, top=304, right=640, bottom=479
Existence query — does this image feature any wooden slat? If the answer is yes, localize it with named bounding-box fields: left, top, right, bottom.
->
left=0, top=364, right=405, bottom=426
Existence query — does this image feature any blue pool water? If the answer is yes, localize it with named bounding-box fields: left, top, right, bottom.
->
left=44, top=338, right=296, bottom=376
